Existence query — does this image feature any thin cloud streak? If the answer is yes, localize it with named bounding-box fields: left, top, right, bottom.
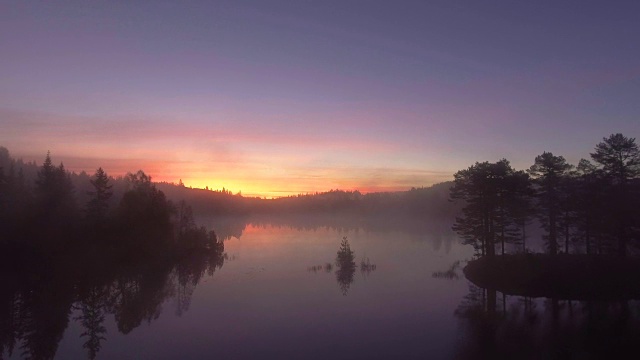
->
left=3, top=108, right=452, bottom=196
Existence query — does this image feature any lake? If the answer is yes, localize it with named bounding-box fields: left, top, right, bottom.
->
left=3, top=215, right=640, bottom=359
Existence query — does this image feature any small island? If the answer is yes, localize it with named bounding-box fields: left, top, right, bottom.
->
left=450, top=133, right=640, bottom=300
left=464, top=254, right=640, bottom=300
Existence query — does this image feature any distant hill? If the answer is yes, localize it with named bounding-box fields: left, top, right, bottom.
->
left=155, top=181, right=459, bottom=218
left=1, top=146, right=459, bottom=218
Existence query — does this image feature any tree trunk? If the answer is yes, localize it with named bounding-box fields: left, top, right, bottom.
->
left=549, top=211, right=558, bottom=255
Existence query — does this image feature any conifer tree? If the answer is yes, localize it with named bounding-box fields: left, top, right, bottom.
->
left=86, top=167, right=113, bottom=221
left=528, top=152, right=573, bottom=255
left=451, top=159, right=530, bottom=257
left=34, top=152, right=76, bottom=225
left=590, top=134, right=640, bottom=256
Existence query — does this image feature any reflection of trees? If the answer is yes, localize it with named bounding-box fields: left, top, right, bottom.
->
left=0, top=238, right=226, bottom=360
left=455, top=285, right=640, bottom=359
left=205, top=216, right=249, bottom=241
left=0, top=291, right=20, bottom=359
left=0, top=150, right=229, bottom=359
left=173, top=242, right=225, bottom=316
left=17, top=278, right=74, bottom=360
left=76, top=286, right=108, bottom=360
left=360, top=257, right=377, bottom=277
left=110, top=266, right=174, bottom=335
left=308, top=238, right=376, bottom=296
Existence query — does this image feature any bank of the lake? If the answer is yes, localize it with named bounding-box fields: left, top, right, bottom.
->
left=464, top=254, right=640, bottom=300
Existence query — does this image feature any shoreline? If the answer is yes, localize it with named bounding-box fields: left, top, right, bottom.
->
left=463, top=253, right=640, bottom=300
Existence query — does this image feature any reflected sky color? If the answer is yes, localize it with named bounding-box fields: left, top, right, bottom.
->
left=75, top=222, right=470, bottom=359
left=2, top=1, right=639, bottom=197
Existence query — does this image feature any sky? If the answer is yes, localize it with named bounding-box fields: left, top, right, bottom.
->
left=1, top=0, right=639, bottom=197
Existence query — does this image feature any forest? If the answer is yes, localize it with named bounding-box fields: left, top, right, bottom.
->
left=0, top=150, right=221, bottom=256
left=0, top=147, right=457, bottom=223
left=0, top=134, right=639, bottom=358
left=450, top=133, right=640, bottom=258
left=0, top=151, right=226, bottom=359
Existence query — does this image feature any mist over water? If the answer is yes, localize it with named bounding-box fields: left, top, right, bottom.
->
left=2, top=216, right=472, bottom=359
left=3, top=213, right=640, bottom=359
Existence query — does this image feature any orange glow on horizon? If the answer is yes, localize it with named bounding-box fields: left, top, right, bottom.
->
left=10, top=147, right=453, bottom=199
left=177, top=178, right=440, bottom=199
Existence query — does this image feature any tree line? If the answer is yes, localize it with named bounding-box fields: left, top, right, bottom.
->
left=0, top=150, right=222, bottom=260
left=450, top=133, right=640, bottom=257
left=0, top=146, right=460, bottom=221
left=0, top=151, right=227, bottom=359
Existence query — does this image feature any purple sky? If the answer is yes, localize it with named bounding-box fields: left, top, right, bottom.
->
left=2, top=1, right=639, bottom=197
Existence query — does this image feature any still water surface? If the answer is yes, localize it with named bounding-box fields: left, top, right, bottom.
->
left=5, top=216, right=640, bottom=359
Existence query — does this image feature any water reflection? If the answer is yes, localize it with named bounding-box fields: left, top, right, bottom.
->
left=2, top=217, right=468, bottom=359
left=75, top=286, right=108, bottom=359
left=359, top=257, right=377, bottom=277
left=307, top=263, right=333, bottom=273
left=0, top=240, right=225, bottom=360
left=432, top=261, right=462, bottom=280
left=306, top=237, right=378, bottom=296
left=455, top=285, right=640, bottom=359
left=204, top=213, right=457, bottom=246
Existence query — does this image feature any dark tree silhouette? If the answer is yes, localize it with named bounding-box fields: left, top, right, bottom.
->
left=591, top=134, right=640, bottom=184
left=176, top=200, right=195, bottom=237
left=574, top=159, right=604, bottom=254
left=0, top=147, right=229, bottom=359
left=499, top=167, right=533, bottom=254
left=32, top=152, right=78, bottom=237
left=590, top=134, right=640, bottom=256
left=335, top=237, right=356, bottom=295
left=451, top=161, right=498, bottom=257
left=528, top=152, right=573, bottom=255
left=85, top=167, right=113, bottom=222
left=451, top=160, right=531, bottom=257
left=507, top=171, right=535, bottom=253
left=117, top=170, right=174, bottom=251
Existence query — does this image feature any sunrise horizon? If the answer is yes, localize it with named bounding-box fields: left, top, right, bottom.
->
left=3, top=143, right=455, bottom=199
left=4, top=128, right=632, bottom=199
left=3, top=1, right=638, bottom=201
left=3, top=2, right=640, bottom=358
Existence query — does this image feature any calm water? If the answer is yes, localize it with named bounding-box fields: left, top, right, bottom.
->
left=4, top=216, right=640, bottom=359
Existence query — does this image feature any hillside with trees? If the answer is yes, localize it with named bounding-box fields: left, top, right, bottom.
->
left=0, top=146, right=458, bottom=221
left=0, top=149, right=224, bottom=278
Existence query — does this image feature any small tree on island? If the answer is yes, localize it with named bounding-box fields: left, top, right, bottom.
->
left=335, top=237, right=356, bottom=295
left=336, top=237, right=355, bottom=268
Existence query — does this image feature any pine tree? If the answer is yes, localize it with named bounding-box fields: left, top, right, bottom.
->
left=591, top=133, right=640, bottom=185
left=34, top=152, right=76, bottom=226
left=450, top=159, right=530, bottom=257
left=86, top=167, right=113, bottom=221
left=590, top=134, right=640, bottom=256
left=574, top=159, right=605, bottom=254
left=335, top=237, right=356, bottom=295
left=528, top=152, right=573, bottom=255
